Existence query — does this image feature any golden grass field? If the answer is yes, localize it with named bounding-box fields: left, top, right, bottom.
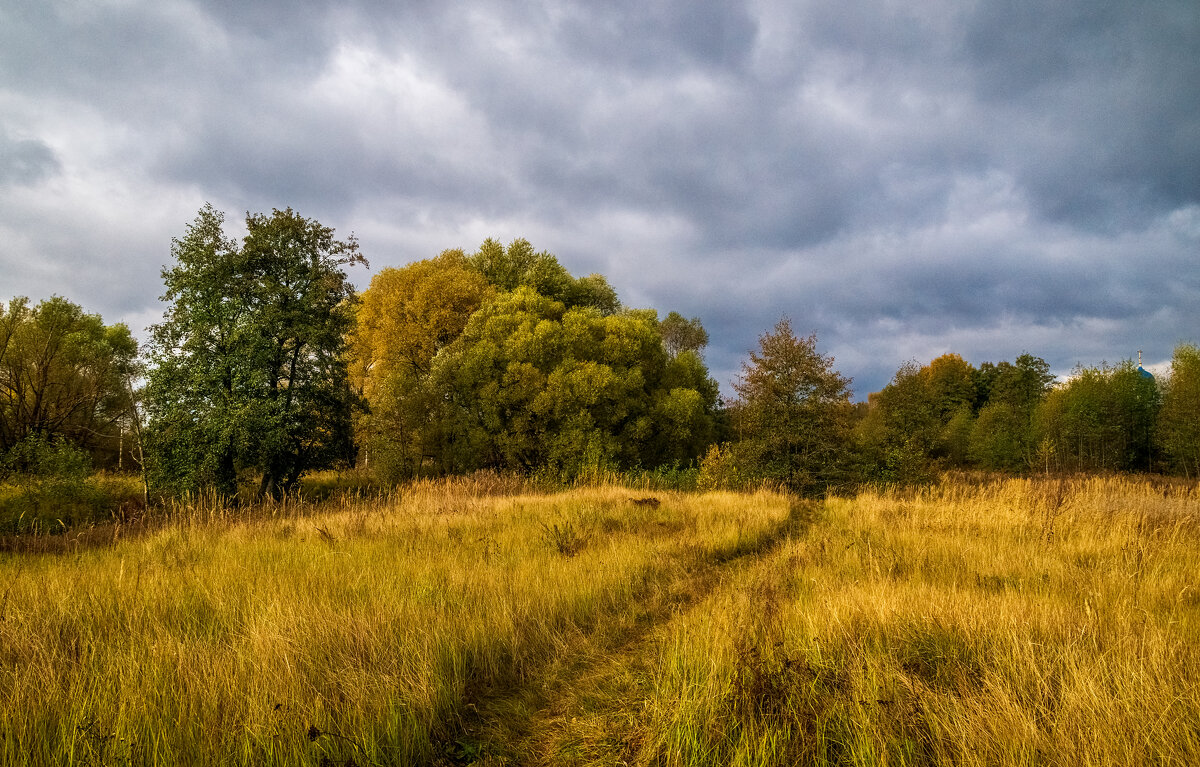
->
left=0, top=475, right=1197, bottom=765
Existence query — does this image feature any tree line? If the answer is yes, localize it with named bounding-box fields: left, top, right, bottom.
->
left=2, top=204, right=1198, bottom=502
left=848, top=349, right=1197, bottom=484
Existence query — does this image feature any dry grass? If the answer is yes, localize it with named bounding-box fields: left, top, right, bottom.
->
left=0, top=484, right=788, bottom=766
left=632, top=476, right=1200, bottom=766
left=2, top=476, right=1197, bottom=766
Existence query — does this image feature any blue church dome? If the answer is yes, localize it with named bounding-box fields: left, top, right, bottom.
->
left=1136, top=351, right=1154, bottom=380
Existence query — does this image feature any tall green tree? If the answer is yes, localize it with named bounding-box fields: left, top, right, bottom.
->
left=925, top=353, right=976, bottom=427
left=967, top=353, right=1054, bottom=471
left=732, top=318, right=853, bottom=494
left=968, top=400, right=1031, bottom=471
left=1034, top=361, right=1158, bottom=473
left=984, top=354, right=1055, bottom=412
left=0, top=296, right=137, bottom=464
left=145, top=204, right=365, bottom=498
left=853, top=353, right=976, bottom=483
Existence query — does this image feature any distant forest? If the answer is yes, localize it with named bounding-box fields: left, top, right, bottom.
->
left=2, top=205, right=1198, bottom=505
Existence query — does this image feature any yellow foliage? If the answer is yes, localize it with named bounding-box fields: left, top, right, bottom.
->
left=348, top=250, right=492, bottom=399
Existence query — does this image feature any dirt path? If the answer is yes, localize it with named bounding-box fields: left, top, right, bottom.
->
left=444, top=500, right=816, bottom=766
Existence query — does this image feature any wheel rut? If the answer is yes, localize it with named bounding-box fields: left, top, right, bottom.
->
left=439, top=499, right=816, bottom=766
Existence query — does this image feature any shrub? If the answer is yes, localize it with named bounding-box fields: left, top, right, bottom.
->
left=698, top=442, right=753, bottom=491
left=0, top=435, right=136, bottom=534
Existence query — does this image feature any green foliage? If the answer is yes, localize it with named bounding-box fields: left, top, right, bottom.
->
left=855, top=352, right=1054, bottom=482
left=659, top=311, right=709, bottom=357
left=697, top=442, right=753, bottom=491
left=145, top=204, right=364, bottom=499
left=349, top=252, right=492, bottom=481
left=0, top=482, right=115, bottom=535
left=731, top=318, right=853, bottom=495
left=969, top=401, right=1029, bottom=471
left=351, top=240, right=720, bottom=482
left=0, top=296, right=137, bottom=464
left=941, top=405, right=975, bottom=466
left=0, top=435, right=127, bottom=533
left=1035, top=360, right=1160, bottom=473
left=964, top=354, right=1054, bottom=472
left=985, top=353, right=1055, bottom=412
left=466, top=238, right=620, bottom=314
left=882, top=435, right=937, bottom=485
left=872, top=361, right=939, bottom=461
left=649, top=351, right=721, bottom=464
left=925, top=353, right=976, bottom=421
left=1, top=433, right=90, bottom=484
left=430, top=287, right=720, bottom=477
left=854, top=354, right=977, bottom=484
left=1158, top=343, right=1200, bottom=477
left=619, top=462, right=700, bottom=491
left=351, top=250, right=492, bottom=384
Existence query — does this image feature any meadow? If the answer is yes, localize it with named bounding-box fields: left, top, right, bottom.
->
left=0, top=475, right=1197, bottom=765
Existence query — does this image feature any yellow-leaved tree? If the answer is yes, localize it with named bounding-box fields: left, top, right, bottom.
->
left=349, top=250, right=493, bottom=480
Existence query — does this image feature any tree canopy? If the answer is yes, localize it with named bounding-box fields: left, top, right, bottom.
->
left=731, top=318, right=853, bottom=494
left=144, top=204, right=365, bottom=498
left=350, top=239, right=720, bottom=481
left=347, top=251, right=493, bottom=480
left=0, top=296, right=137, bottom=466
left=432, top=290, right=719, bottom=475
left=659, top=311, right=709, bottom=358
left=467, top=238, right=620, bottom=314
left=1158, top=343, right=1200, bottom=477
left=10, top=211, right=1198, bottom=497
left=851, top=351, right=1059, bottom=480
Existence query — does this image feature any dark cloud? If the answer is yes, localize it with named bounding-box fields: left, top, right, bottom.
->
left=964, top=0, right=1200, bottom=230
left=0, top=0, right=1196, bottom=398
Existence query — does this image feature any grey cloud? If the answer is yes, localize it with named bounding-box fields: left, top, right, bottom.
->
left=1, top=2, right=220, bottom=106
left=1, top=0, right=1197, bottom=401
left=553, top=0, right=759, bottom=74
left=964, top=0, right=1200, bottom=230
left=0, top=132, right=60, bottom=185
left=633, top=196, right=1199, bottom=397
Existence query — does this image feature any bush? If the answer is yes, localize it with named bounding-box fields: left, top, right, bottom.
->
left=1, top=434, right=91, bottom=484
left=623, top=463, right=700, bottom=491
left=698, top=442, right=753, bottom=491
left=0, top=436, right=139, bottom=534
left=299, top=468, right=381, bottom=500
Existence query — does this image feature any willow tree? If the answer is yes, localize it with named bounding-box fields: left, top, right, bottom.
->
left=429, top=288, right=719, bottom=476
left=348, top=251, right=492, bottom=480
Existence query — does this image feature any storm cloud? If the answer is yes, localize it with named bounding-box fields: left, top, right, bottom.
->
left=1, top=0, right=1197, bottom=396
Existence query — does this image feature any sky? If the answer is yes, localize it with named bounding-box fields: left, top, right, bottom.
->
left=1, top=0, right=1197, bottom=398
